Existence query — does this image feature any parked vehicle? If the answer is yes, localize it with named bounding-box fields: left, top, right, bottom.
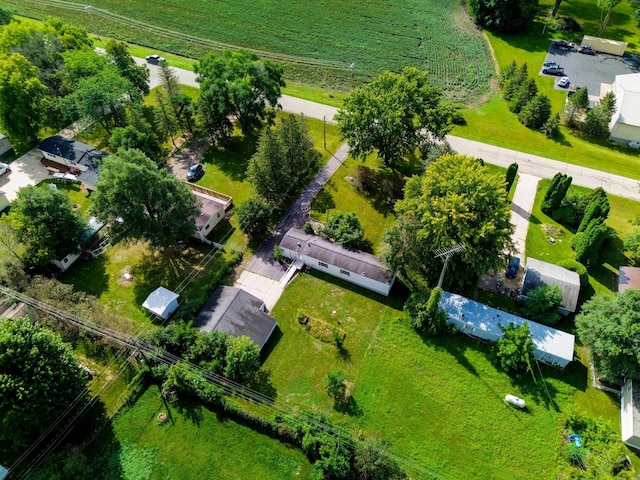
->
left=629, top=141, right=640, bottom=150
left=557, top=76, right=570, bottom=88
left=506, top=257, right=520, bottom=279
left=552, top=40, right=575, bottom=51
left=0, top=162, right=10, bottom=177
left=543, top=66, right=565, bottom=76
left=543, top=61, right=559, bottom=69
left=578, top=45, right=596, bottom=55
left=186, top=163, right=203, bottom=181
left=145, top=54, right=166, bottom=64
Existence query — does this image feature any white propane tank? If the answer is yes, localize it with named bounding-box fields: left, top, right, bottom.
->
left=504, top=394, right=526, bottom=408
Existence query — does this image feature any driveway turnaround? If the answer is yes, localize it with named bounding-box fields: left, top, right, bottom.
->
left=0, top=150, right=49, bottom=201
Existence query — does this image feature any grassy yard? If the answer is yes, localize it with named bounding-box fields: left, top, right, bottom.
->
left=11, top=0, right=493, bottom=101
left=525, top=179, right=638, bottom=298
left=266, top=271, right=591, bottom=479
left=83, top=385, right=313, bottom=479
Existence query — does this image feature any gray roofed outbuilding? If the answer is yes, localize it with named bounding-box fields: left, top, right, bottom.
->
left=279, top=228, right=392, bottom=284
left=521, top=258, right=581, bottom=313
left=194, top=286, right=277, bottom=350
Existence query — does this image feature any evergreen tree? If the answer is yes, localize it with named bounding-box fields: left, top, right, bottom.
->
left=577, top=188, right=610, bottom=233
left=518, top=93, right=551, bottom=129
left=542, top=173, right=572, bottom=214
left=572, top=220, right=611, bottom=267
left=505, top=162, right=519, bottom=193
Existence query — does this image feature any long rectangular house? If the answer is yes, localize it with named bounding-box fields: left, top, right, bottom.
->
left=279, top=228, right=396, bottom=296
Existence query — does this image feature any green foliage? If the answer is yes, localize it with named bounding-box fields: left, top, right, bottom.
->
left=597, top=0, right=623, bottom=35
left=247, top=114, right=320, bottom=210
left=624, top=230, right=640, bottom=266
left=635, top=7, right=640, bottom=27
left=557, top=260, right=589, bottom=287
left=522, top=284, right=563, bottom=325
left=0, top=6, right=12, bottom=25
left=571, top=220, right=611, bottom=267
left=404, top=287, right=448, bottom=335
left=541, top=173, right=572, bottom=215
left=577, top=187, right=610, bottom=233
left=109, top=114, right=163, bottom=162
left=57, top=49, right=109, bottom=97
left=224, top=335, right=261, bottom=383
left=154, top=89, right=180, bottom=148
left=162, top=361, right=223, bottom=404
left=6, top=184, right=86, bottom=267
left=303, top=222, right=314, bottom=235
left=237, top=197, right=273, bottom=242
left=91, top=149, right=200, bottom=249
left=0, top=53, right=48, bottom=147
left=576, top=289, right=640, bottom=382
left=196, top=49, right=285, bottom=134
left=582, top=92, right=616, bottom=139
left=468, top=0, right=539, bottom=31
left=382, top=154, right=513, bottom=289
left=325, top=369, right=348, bottom=408
left=0, top=317, right=87, bottom=449
left=563, top=87, right=589, bottom=127
left=542, top=112, right=561, bottom=139
left=518, top=94, right=551, bottom=130
left=336, top=67, right=454, bottom=168
left=319, top=211, right=365, bottom=249
left=149, top=321, right=199, bottom=357
left=273, top=244, right=284, bottom=263
left=552, top=192, right=589, bottom=227
left=496, top=322, right=535, bottom=375
left=422, top=141, right=456, bottom=170
left=105, top=39, right=150, bottom=96
left=505, top=162, right=519, bottom=192
left=510, top=78, right=538, bottom=115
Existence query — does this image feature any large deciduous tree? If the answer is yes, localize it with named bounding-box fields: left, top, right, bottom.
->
left=0, top=53, right=48, bottom=147
left=336, top=67, right=454, bottom=168
left=468, top=0, right=539, bottom=32
left=236, top=196, right=273, bottom=242
left=91, top=149, right=200, bottom=249
left=105, top=39, right=149, bottom=96
left=576, top=289, right=640, bottom=381
left=196, top=49, right=285, bottom=135
left=0, top=317, right=87, bottom=449
left=381, top=154, right=514, bottom=290
left=522, top=284, right=562, bottom=325
left=496, top=323, right=535, bottom=375
left=597, top=0, right=622, bottom=35
left=6, top=185, right=86, bottom=267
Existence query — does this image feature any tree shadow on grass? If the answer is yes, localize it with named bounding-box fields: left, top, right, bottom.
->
left=335, top=395, right=363, bottom=417
left=310, top=189, right=336, bottom=214
left=336, top=346, right=352, bottom=365
left=251, top=368, right=278, bottom=401
left=202, top=134, right=259, bottom=181
left=424, top=334, right=481, bottom=377
left=61, top=254, right=110, bottom=298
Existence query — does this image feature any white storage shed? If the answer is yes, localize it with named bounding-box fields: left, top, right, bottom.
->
left=142, top=286, right=180, bottom=320
left=622, top=380, right=640, bottom=449
left=439, top=292, right=575, bottom=368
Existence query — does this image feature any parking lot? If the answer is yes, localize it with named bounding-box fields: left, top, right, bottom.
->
left=541, top=43, right=640, bottom=95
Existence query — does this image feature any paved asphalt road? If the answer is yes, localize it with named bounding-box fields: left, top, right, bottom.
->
left=136, top=56, right=640, bottom=201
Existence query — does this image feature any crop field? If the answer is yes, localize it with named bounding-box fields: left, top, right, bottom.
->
left=10, top=0, right=493, bottom=103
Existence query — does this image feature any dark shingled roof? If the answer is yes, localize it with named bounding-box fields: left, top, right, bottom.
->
left=522, top=258, right=580, bottom=312
left=37, top=135, right=109, bottom=187
left=619, top=267, right=640, bottom=292
left=194, top=286, right=277, bottom=350
left=280, top=228, right=392, bottom=284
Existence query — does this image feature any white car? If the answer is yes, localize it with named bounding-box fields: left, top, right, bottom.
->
left=629, top=141, right=640, bottom=150
left=145, top=54, right=166, bottom=65
left=0, top=162, right=10, bottom=177
left=557, top=76, right=570, bottom=88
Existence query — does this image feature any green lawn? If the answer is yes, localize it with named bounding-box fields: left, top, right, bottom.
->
left=525, top=179, right=638, bottom=297
left=85, top=385, right=313, bottom=479
left=12, top=0, right=493, bottom=100
left=266, top=271, right=587, bottom=479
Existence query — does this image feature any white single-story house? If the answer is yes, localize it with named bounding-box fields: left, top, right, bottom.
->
left=0, top=135, right=13, bottom=157
left=622, top=380, right=640, bottom=449
left=619, top=266, right=640, bottom=293
left=51, top=216, right=106, bottom=272
left=521, top=258, right=581, bottom=315
left=279, top=228, right=396, bottom=296
left=186, top=183, right=232, bottom=245
left=609, top=73, right=640, bottom=144
left=440, top=291, right=575, bottom=368
left=142, top=286, right=180, bottom=320
left=37, top=135, right=109, bottom=190
left=194, top=286, right=277, bottom=350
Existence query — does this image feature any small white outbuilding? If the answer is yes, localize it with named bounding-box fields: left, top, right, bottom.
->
left=142, top=286, right=180, bottom=320
left=621, top=380, right=640, bottom=449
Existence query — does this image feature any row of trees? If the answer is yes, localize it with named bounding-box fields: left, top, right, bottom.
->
left=500, top=62, right=559, bottom=138
left=562, top=86, right=616, bottom=139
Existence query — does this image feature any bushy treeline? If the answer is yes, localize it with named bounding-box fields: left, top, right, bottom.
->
left=500, top=62, right=559, bottom=138
left=562, top=86, right=616, bottom=139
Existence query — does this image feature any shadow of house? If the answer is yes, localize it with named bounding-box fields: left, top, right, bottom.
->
left=194, top=286, right=277, bottom=351
left=186, top=183, right=233, bottom=245
left=37, top=136, right=109, bottom=191
left=440, top=291, right=575, bottom=368
left=618, top=266, right=640, bottom=293
left=521, top=258, right=581, bottom=316
left=279, top=228, right=396, bottom=296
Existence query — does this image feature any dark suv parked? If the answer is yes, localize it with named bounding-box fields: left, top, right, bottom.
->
left=552, top=40, right=576, bottom=51
left=186, top=163, right=203, bottom=182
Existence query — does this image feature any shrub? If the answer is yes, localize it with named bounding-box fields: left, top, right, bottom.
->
left=552, top=193, right=588, bottom=227
left=542, top=173, right=572, bottom=215
left=542, top=112, right=560, bottom=139
left=518, top=94, right=551, bottom=130
left=496, top=323, right=535, bottom=375
left=320, top=211, right=365, bottom=249
left=521, top=284, right=563, bottom=325
left=571, top=221, right=612, bottom=267
left=404, top=287, right=448, bottom=335
left=505, top=162, right=518, bottom=193
left=273, top=244, right=284, bottom=262
left=557, top=260, right=589, bottom=287
left=555, top=16, right=581, bottom=32
left=624, top=230, right=640, bottom=266
left=325, top=369, right=347, bottom=407
left=577, top=187, right=609, bottom=233
left=302, top=222, right=314, bottom=234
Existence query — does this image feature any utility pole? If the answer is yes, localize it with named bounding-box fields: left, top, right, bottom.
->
left=434, top=244, right=465, bottom=288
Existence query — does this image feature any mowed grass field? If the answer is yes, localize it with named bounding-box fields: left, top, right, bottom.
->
left=11, top=0, right=493, bottom=102
left=266, top=272, right=587, bottom=479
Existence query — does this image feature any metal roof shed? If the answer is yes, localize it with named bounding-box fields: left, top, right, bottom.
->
left=522, top=258, right=581, bottom=314
left=622, top=380, right=640, bottom=449
left=142, top=287, right=179, bottom=320
left=440, top=292, right=575, bottom=368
